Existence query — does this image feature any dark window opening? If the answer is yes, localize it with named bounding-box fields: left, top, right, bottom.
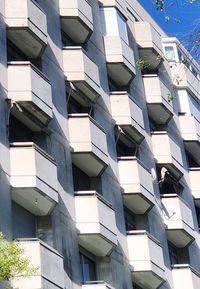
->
left=80, top=252, right=97, bottom=283
left=72, top=164, right=102, bottom=194
left=7, top=40, right=28, bottom=62
left=108, top=77, right=130, bottom=92
left=115, top=128, right=138, bottom=157
left=9, top=115, right=34, bottom=143
left=7, top=40, right=42, bottom=70
left=124, top=207, right=136, bottom=231
left=62, top=31, right=75, bottom=47
left=37, top=215, right=53, bottom=247
left=73, top=164, right=91, bottom=191
left=186, top=152, right=200, bottom=168
left=149, top=119, right=168, bottom=132
left=157, top=166, right=183, bottom=195
left=124, top=207, right=149, bottom=233
left=68, top=97, right=92, bottom=115
left=195, top=206, right=200, bottom=230
left=12, top=202, right=36, bottom=239
left=168, top=242, right=190, bottom=265
left=142, top=67, right=159, bottom=74
left=168, top=243, right=179, bottom=265
left=116, top=138, right=137, bottom=157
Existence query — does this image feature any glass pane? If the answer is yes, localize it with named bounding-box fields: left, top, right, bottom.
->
left=117, top=12, right=129, bottom=43
left=164, top=46, right=175, bottom=61
left=100, top=8, right=119, bottom=37
left=168, top=243, right=179, bottom=265
left=80, top=253, right=96, bottom=283
left=100, top=8, right=129, bottom=43
left=124, top=208, right=136, bottom=231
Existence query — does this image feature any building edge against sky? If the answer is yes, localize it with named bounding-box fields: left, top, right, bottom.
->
left=0, top=1, right=200, bottom=289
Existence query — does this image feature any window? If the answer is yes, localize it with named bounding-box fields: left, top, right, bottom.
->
left=168, top=243, right=179, bottom=265
left=68, top=97, right=92, bottom=115
left=177, top=90, right=200, bottom=120
left=178, top=49, right=184, bottom=61
left=80, top=252, right=97, bottom=283
left=158, top=167, right=183, bottom=195
left=186, top=153, right=200, bottom=168
left=164, top=46, right=176, bottom=62
left=116, top=138, right=137, bottom=157
left=7, top=40, right=42, bottom=70
left=115, top=127, right=138, bottom=157
left=9, top=115, right=34, bottom=143
left=195, top=206, right=200, bottom=230
left=168, top=242, right=190, bottom=265
left=124, top=207, right=136, bottom=231
left=12, top=202, right=36, bottom=239
left=100, top=8, right=129, bottom=44
left=117, top=12, right=129, bottom=43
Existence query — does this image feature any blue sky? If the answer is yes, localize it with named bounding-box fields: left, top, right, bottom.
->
left=138, top=0, right=200, bottom=61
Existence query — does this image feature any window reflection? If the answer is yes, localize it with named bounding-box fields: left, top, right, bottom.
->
left=164, top=46, right=175, bottom=61
left=80, top=252, right=96, bottom=283
left=100, top=7, right=129, bottom=44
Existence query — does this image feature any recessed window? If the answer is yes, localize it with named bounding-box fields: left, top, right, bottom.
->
left=168, top=243, right=179, bottom=265
left=158, top=166, right=183, bottom=195
left=100, top=8, right=129, bottom=44
left=9, top=115, right=34, bottom=143
left=124, top=208, right=136, bottom=231
left=195, top=206, right=200, bottom=230
left=164, top=46, right=176, bottom=62
left=168, top=242, right=190, bottom=265
left=80, top=252, right=97, bottom=283
left=12, top=202, right=36, bottom=239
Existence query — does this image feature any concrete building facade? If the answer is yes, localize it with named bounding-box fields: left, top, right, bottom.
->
left=0, top=0, right=200, bottom=289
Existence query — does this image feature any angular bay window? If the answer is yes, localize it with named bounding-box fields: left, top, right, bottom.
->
left=80, top=252, right=97, bottom=283
left=100, top=7, right=129, bottom=44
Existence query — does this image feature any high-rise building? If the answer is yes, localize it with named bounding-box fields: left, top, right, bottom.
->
left=0, top=0, right=200, bottom=289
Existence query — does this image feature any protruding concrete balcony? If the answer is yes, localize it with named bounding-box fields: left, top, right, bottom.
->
left=63, top=47, right=100, bottom=103
left=151, top=132, right=183, bottom=180
left=172, top=264, right=200, bottom=289
left=104, top=37, right=136, bottom=86
left=12, top=239, right=64, bottom=289
left=110, top=92, right=144, bottom=144
left=7, top=62, right=53, bottom=131
left=189, top=168, right=200, bottom=208
left=171, top=62, right=200, bottom=100
left=143, top=74, right=173, bottom=125
left=5, top=0, right=47, bottom=58
left=99, top=0, right=127, bottom=17
left=83, top=282, right=114, bottom=289
left=179, top=115, right=200, bottom=165
left=118, top=157, right=154, bottom=214
left=127, top=231, right=165, bottom=289
left=59, top=0, right=93, bottom=44
left=161, top=194, right=194, bottom=248
left=134, top=22, right=164, bottom=70
left=68, top=114, right=108, bottom=176
left=75, top=191, right=117, bottom=256
left=10, top=143, right=58, bottom=216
